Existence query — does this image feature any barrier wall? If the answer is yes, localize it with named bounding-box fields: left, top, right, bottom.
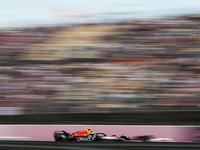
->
left=0, top=125, right=198, bottom=142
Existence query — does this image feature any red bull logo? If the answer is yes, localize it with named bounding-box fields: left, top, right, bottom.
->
left=72, top=130, right=90, bottom=136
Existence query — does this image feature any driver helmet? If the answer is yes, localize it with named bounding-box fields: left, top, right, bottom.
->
left=88, top=128, right=92, bottom=134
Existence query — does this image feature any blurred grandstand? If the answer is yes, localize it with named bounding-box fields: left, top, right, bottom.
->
left=1, top=14, right=200, bottom=116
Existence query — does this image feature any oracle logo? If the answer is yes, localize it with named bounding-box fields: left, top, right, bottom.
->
left=76, top=135, right=93, bottom=141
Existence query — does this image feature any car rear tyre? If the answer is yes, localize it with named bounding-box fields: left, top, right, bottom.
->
left=56, top=137, right=64, bottom=142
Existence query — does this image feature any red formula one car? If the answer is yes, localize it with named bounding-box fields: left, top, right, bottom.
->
left=53, top=130, right=130, bottom=142
left=53, top=130, right=174, bottom=142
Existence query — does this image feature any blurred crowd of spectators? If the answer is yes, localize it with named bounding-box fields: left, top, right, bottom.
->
left=1, top=15, right=200, bottom=114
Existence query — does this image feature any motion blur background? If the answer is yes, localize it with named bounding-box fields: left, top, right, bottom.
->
left=1, top=0, right=200, bottom=125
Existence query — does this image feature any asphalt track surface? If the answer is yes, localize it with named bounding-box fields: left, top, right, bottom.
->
left=0, top=141, right=200, bottom=150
